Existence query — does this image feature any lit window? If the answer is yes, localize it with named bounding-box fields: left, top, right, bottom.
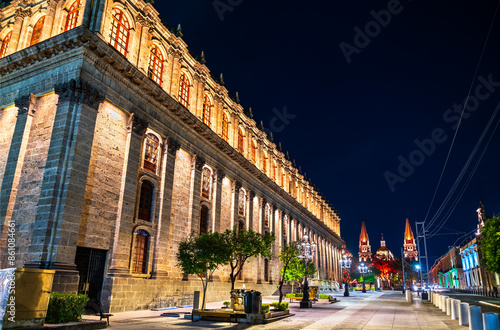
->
left=0, top=31, right=12, bottom=59
left=238, top=128, right=244, bottom=154
left=201, top=167, right=211, bottom=199
left=109, top=8, right=130, bottom=56
left=138, top=180, right=154, bottom=221
left=148, top=46, right=164, bottom=85
left=178, top=72, right=190, bottom=108
left=133, top=229, right=150, bottom=273
left=65, top=0, right=82, bottom=31
left=203, top=95, right=211, bottom=126
left=222, top=113, right=229, bottom=141
left=200, top=205, right=209, bottom=233
left=144, top=134, right=159, bottom=174
left=30, top=16, right=45, bottom=46
left=251, top=140, right=256, bottom=164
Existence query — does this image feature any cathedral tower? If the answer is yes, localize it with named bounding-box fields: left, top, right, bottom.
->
left=359, top=221, right=372, bottom=262
left=403, top=218, right=418, bottom=260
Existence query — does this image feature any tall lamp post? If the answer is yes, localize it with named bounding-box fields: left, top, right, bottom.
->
left=359, top=263, right=368, bottom=293
left=297, top=232, right=316, bottom=308
left=339, top=255, right=352, bottom=297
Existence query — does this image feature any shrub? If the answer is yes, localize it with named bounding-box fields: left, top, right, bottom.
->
left=319, top=294, right=331, bottom=299
left=271, top=302, right=289, bottom=311
left=46, top=293, right=89, bottom=324
left=261, top=304, right=270, bottom=314
left=223, top=301, right=230, bottom=305
left=285, top=293, right=293, bottom=298
left=295, top=293, right=303, bottom=297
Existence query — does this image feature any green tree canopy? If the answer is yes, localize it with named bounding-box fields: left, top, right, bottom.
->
left=480, top=215, right=500, bottom=274
left=176, top=231, right=229, bottom=309
left=222, top=226, right=276, bottom=290
left=277, top=242, right=300, bottom=303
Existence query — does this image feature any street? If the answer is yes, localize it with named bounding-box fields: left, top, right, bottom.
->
left=83, top=290, right=500, bottom=329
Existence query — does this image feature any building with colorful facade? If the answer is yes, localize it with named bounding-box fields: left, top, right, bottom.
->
left=429, top=247, right=466, bottom=289
left=403, top=218, right=418, bottom=261
left=358, top=221, right=372, bottom=262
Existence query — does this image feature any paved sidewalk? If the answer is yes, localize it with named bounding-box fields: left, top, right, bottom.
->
left=84, top=291, right=467, bottom=329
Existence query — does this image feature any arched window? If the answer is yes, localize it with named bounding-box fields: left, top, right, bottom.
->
left=264, top=204, right=271, bottom=228
left=221, top=113, right=229, bottom=141
left=148, top=46, right=164, bottom=85
left=144, top=133, right=159, bottom=174
left=30, top=16, right=45, bottom=46
left=109, top=8, right=130, bottom=56
left=133, top=229, right=150, bottom=273
left=0, top=31, right=12, bottom=59
left=178, top=72, right=190, bottom=108
left=203, top=95, right=211, bottom=126
left=251, top=140, right=256, bottom=164
left=64, top=0, right=82, bottom=31
left=262, top=152, right=268, bottom=175
left=199, top=205, right=209, bottom=233
left=201, top=167, right=211, bottom=199
left=264, top=258, right=269, bottom=282
left=237, top=128, right=244, bottom=154
left=238, top=189, right=246, bottom=216
left=138, top=180, right=154, bottom=221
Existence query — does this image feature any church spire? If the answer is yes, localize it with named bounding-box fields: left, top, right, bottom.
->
left=358, top=221, right=372, bottom=262
left=403, top=218, right=418, bottom=261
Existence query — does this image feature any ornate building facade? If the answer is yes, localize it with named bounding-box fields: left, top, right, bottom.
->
left=375, top=235, right=393, bottom=260
left=0, top=0, right=344, bottom=312
left=403, top=218, right=418, bottom=260
left=358, top=221, right=371, bottom=262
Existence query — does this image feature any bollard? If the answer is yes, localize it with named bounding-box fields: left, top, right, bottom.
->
left=446, top=298, right=451, bottom=316
left=406, top=290, right=413, bottom=303
left=436, top=294, right=441, bottom=308
left=451, top=299, right=460, bottom=320
left=468, top=305, right=483, bottom=330
left=483, top=312, right=499, bottom=330
left=459, top=302, right=470, bottom=326
left=428, top=291, right=432, bottom=302
left=441, top=296, right=448, bottom=312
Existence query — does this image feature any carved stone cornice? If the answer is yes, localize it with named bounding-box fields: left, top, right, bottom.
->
left=136, top=14, right=153, bottom=28
left=132, top=115, right=148, bottom=136
left=167, top=138, right=180, bottom=155
left=15, top=93, right=36, bottom=116
left=15, top=8, right=32, bottom=19
left=216, top=168, right=225, bottom=183
left=54, top=79, right=104, bottom=109
left=194, top=155, right=205, bottom=171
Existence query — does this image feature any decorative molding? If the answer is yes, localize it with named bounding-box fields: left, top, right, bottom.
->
left=132, top=115, right=148, bottom=136
left=194, top=155, right=205, bottom=171
left=15, top=8, right=32, bottom=19
left=216, top=168, right=225, bottom=183
left=167, top=138, right=180, bottom=155
left=15, top=93, right=36, bottom=116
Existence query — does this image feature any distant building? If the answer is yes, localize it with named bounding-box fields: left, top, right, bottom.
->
left=358, top=221, right=372, bottom=262
left=403, top=218, right=418, bottom=261
left=429, top=247, right=466, bottom=289
left=459, top=201, right=499, bottom=295
left=375, top=235, right=393, bottom=260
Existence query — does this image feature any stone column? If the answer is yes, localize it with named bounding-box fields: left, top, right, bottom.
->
left=11, top=8, right=31, bottom=52
left=83, top=0, right=107, bottom=32
left=169, top=51, right=182, bottom=98
left=25, top=80, right=104, bottom=293
left=189, top=155, right=205, bottom=234
left=230, top=180, right=241, bottom=230
left=41, top=0, right=57, bottom=41
left=213, top=168, right=224, bottom=232
left=0, top=94, right=37, bottom=267
left=135, top=16, right=153, bottom=72
left=247, top=191, right=255, bottom=230
left=194, top=74, right=205, bottom=120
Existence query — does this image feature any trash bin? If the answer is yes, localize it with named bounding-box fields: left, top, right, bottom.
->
left=422, top=291, right=428, bottom=300
left=251, top=291, right=262, bottom=314
left=244, top=290, right=253, bottom=313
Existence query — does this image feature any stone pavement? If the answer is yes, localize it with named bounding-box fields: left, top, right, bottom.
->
left=83, top=291, right=469, bottom=329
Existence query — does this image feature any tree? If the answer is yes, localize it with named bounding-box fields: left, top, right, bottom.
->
left=176, top=231, right=229, bottom=310
left=277, top=242, right=300, bottom=304
left=283, top=257, right=317, bottom=289
left=480, top=215, right=500, bottom=274
left=222, top=226, right=276, bottom=290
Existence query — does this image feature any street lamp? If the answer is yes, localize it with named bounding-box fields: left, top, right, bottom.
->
left=358, top=263, right=368, bottom=293
left=339, top=255, right=352, bottom=297
left=415, top=264, right=421, bottom=296
left=297, top=232, right=316, bottom=308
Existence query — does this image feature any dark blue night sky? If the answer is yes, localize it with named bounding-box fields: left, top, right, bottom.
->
left=154, top=0, right=500, bottom=268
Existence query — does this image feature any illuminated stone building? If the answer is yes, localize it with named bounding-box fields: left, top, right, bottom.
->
left=0, top=0, right=344, bottom=312
left=358, top=221, right=372, bottom=262
left=375, top=235, right=393, bottom=260
left=403, top=218, right=418, bottom=261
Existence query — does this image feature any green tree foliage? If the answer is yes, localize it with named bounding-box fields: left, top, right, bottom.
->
left=277, top=242, right=300, bottom=303
left=223, top=226, right=276, bottom=290
left=176, top=231, right=229, bottom=309
left=480, top=215, right=500, bottom=274
left=283, top=257, right=317, bottom=287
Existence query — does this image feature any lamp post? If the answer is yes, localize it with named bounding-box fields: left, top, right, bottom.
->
left=297, top=232, right=316, bottom=308
left=359, top=263, right=368, bottom=293
left=339, top=255, right=352, bottom=297
left=415, top=264, right=421, bottom=296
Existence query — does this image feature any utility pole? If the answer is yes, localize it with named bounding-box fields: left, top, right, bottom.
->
left=401, top=247, right=405, bottom=294
left=415, top=221, right=430, bottom=285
